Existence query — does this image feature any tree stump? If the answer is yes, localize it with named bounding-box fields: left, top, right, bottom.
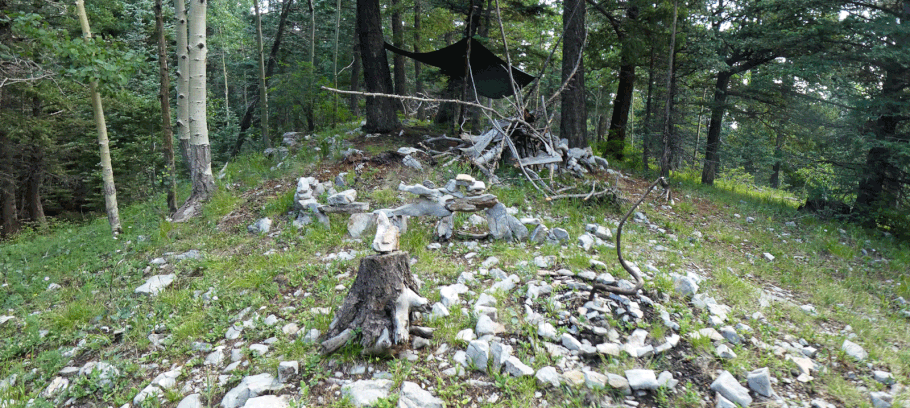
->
left=320, top=251, right=428, bottom=356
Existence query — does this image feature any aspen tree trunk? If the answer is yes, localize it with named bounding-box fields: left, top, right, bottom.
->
left=156, top=0, right=177, bottom=213
left=174, top=0, right=191, bottom=172
left=172, top=0, right=216, bottom=222
left=76, top=0, right=122, bottom=236
left=254, top=0, right=270, bottom=149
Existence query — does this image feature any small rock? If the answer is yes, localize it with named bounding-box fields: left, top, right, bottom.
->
left=176, top=394, right=203, bottom=408
left=763, top=252, right=775, bottom=261
left=842, top=339, right=868, bottom=361
left=535, top=366, right=561, bottom=388
left=869, top=391, right=893, bottom=408
left=504, top=356, right=535, bottom=377
left=873, top=370, right=894, bottom=385
left=716, top=344, right=737, bottom=359
left=562, top=370, right=585, bottom=387
left=399, top=381, right=444, bottom=408
left=466, top=340, right=490, bottom=372
left=625, top=369, right=658, bottom=390
left=135, top=274, right=176, bottom=295
left=747, top=367, right=773, bottom=397
left=710, top=371, right=752, bottom=407
left=340, top=379, right=393, bottom=408
left=277, top=361, right=298, bottom=383
left=247, top=218, right=272, bottom=234
left=583, top=370, right=607, bottom=390
left=371, top=211, right=400, bottom=253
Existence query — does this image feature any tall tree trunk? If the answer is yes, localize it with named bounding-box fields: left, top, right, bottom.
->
left=24, top=147, right=45, bottom=225
left=0, top=131, right=19, bottom=238
left=230, top=0, right=294, bottom=156
left=561, top=0, right=587, bottom=148
left=76, top=0, right=122, bottom=236
left=156, top=0, right=177, bottom=213
left=853, top=68, right=905, bottom=225
left=357, top=0, right=400, bottom=133
left=306, top=0, right=316, bottom=131
left=770, top=130, right=783, bottom=188
left=351, top=27, right=362, bottom=117
left=175, top=0, right=216, bottom=220
left=391, top=0, right=406, bottom=98
left=693, top=88, right=707, bottom=165
left=701, top=71, right=732, bottom=185
left=607, top=60, right=635, bottom=160
left=174, top=0, right=191, bottom=173
left=413, top=0, right=424, bottom=120
left=659, top=0, right=678, bottom=178
left=642, top=45, right=655, bottom=169
left=254, top=0, right=271, bottom=150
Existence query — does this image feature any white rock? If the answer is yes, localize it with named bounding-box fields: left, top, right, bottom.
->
left=503, top=356, right=534, bottom=377
left=538, top=322, right=557, bottom=340
left=583, top=370, right=607, bottom=389
left=560, top=333, right=583, bottom=351
left=535, top=366, right=561, bottom=388
left=475, top=314, right=504, bottom=335
left=398, top=381, right=444, bottom=408
left=716, top=344, right=737, bottom=359
left=372, top=212, right=400, bottom=253
left=133, top=385, right=162, bottom=405
left=340, top=379, right=393, bottom=408
left=466, top=340, right=490, bottom=372
left=842, top=339, right=868, bottom=361
left=135, top=274, right=176, bottom=295
left=747, top=367, right=773, bottom=397
left=177, top=394, right=203, bottom=408
left=625, top=369, right=658, bottom=390
left=763, top=252, right=775, bottom=261
left=489, top=342, right=513, bottom=372
left=242, top=395, right=290, bottom=408
left=710, top=371, right=752, bottom=407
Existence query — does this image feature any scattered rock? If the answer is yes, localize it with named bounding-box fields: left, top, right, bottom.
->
left=710, top=371, right=752, bottom=407
left=247, top=218, right=272, bottom=234
left=398, top=381, right=444, bottom=408
left=535, top=366, right=561, bottom=388
left=842, top=339, right=868, bottom=361
left=747, top=367, right=773, bottom=397
left=340, top=379, right=394, bottom=408
left=135, top=274, right=176, bottom=296
left=504, top=356, right=534, bottom=377
left=625, top=369, right=658, bottom=390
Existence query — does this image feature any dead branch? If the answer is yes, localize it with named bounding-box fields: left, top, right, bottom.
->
left=320, top=86, right=503, bottom=118
left=587, top=177, right=670, bottom=299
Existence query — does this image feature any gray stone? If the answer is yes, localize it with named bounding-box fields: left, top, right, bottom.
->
left=133, top=384, right=163, bottom=405
left=278, top=361, right=298, bottom=383
left=534, top=255, right=556, bottom=268
left=402, top=154, right=423, bottom=170
left=455, top=329, right=475, bottom=342
left=177, top=394, right=203, bottom=408
left=870, top=391, right=893, bottom=408
left=475, top=314, right=504, bottom=335
left=302, top=328, right=320, bottom=344
left=674, top=276, right=699, bottom=297
left=340, top=379, right=394, bottom=407
left=716, top=344, right=737, bottom=359
left=657, top=371, right=678, bottom=389
left=578, top=233, right=595, bottom=251
left=434, top=215, right=453, bottom=241
left=596, top=342, right=622, bottom=356
left=625, top=369, right=659, bottom=390
left=135, top=274, right=176, bottom=295
left=535, top=366, right=561, bottom=388
left=538, top=321, right=557, bottom=340
left=716, top=393, right=738, bottom=408
left=710, top=371, right=752, bottom=407
left=530, top=224, right=549, bottom=243
left=719, top=326, right=742, bottom=345
left=503, top=356, right=534, bottom=377
left=583, top=370, right=607, bottom=390
left=747, top=367, right=773, bottom=398
left=78, top=362, right=119, bottom=387
left=388, top=200, right=452, bottom=218
left=562, top=370, right=585, bottom=387
left=41, top=376, right=69, bottom=398
left=606, top=373, right=632, bottom=395
left=550, top=228, right=570, bottom=241
left=486, top=203, right=528, bottom=242
left=842, top=339, right=868, bottom=361
left=247, top=218, right=272, bottom=234
left=398, top=182, right=442, bottom=198
left=873, top=370, right=894, bottom=385
left=372, top=211, right=400, bottom=253
left=281, top=323, right=299, bottom=337
left=429, top=302, right=449, bottom=320
left=561, top=333, right=583, bottom=351
left=242, top=395, right=290, bottom=408
left=466, top=340, right=490, bottom=372
left=328, top=189, right=357, bottom=205
left=347, top=213, right=376, bottom=238
left=249, top=344, right=269, bottom=356
left=152, top=369, right=180, bottom=389
left=489, top=342, right=512, bottom=372
left=398, top=381, right=444, bottom=408
left=763, top=252, right=775, bottom=261
left=174, top=249, right=203, bottom=261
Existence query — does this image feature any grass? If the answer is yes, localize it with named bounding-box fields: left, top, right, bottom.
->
left=1, top=126, right=909, bottom=407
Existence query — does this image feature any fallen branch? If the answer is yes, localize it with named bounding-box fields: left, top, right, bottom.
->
left=587, top=177, right=670, bottom=299
left=320, top=86, right=503, bottom=117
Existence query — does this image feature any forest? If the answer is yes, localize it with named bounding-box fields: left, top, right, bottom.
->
left=1, top=0, right=907, bottom=237
left=1, top=2, right=910, bottom=407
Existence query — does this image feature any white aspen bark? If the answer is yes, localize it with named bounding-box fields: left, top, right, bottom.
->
left=174, top=0, right=191, bottom=171
left=187, top=0, right=215, bottom=199
left=75, top=0, right=122, bottom=236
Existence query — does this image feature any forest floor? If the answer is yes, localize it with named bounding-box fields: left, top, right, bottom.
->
left=1, top=120, right=909, bottom=408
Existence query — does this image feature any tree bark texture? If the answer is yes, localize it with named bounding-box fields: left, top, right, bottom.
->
left=642, top=45, right=655, bottom=169
left=76, top=0, right=122, bottom=236
left=413, top=0, right=424, bottom=120
left=24, top=146, right=45, bottom=224
left=322, top=251, right=426, bottom=355
left=174, top=0, right=191, bottom=172
left=186, top=0, right=216, bottom=200
left=357, top=0, right=400, bottom=133
left=0, top=131, right=18, bottom=237
left=156, top=0, right=177, bottom=213
left=561, top=0, right=587, bottom=148
left=254, top=0, right=271, bottom=150
left=350, top=27, right=362, bottom=117
left=391, top=0, right=407, bottom=97
left=701, top=72, right=731, bottom=185
left=659, top=0, right=678, bottom=178
left=607, top=61, right=635, bottom=160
